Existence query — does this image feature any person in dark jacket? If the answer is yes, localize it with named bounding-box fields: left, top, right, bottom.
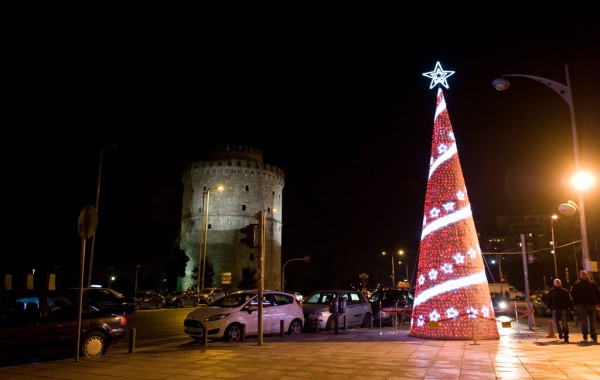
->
left=570, top=270, right=600, bottom=343
left=546, top=278, right=574, bottom=342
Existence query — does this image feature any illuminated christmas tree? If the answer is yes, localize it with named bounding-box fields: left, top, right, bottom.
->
left=409, top=63, right=499, bottom=340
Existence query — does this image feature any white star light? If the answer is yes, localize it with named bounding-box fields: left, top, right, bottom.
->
left=467, top=307, right=479, bottom=319
left=456, top=190, right=466, bottom=201
left=443, top=202, right=455, bottom=212
left=437, top=143, right=448, bottom=155
left=448, top=131, right=455, bottom=141
left=417, top=315, right=426, bottom=327
left=453, top=252, right=466, bottom=264
left=429, top=207, right=441, bottom=219
left=429, top=310, right=441, bottom=322
left=423, top=61, right=455, bottom=89
left=467, top=248, right=477, bottom=259
left=446, top=307, right=459, bottom=319
left=441, top=263, right=453, bottom=274
left=428, top=269, right=439, bottom=280
left=418, top=275, right=426, bottom=285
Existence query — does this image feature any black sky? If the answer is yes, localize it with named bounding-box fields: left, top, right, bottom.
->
left=6, top=17, right=600, bottom=290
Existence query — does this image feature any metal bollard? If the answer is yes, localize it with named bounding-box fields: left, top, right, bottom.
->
left=240, top=324, right=245, bottom=342
left=280, top=320, right=284, bottom=337
left=128, top=328, right=136, bottom=353
left=202, top=326, right=208, bottom=346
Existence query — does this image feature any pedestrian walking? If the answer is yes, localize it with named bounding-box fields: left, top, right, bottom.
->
left=570, top=270, right=600, bottom=343
left=546, top=278, right=574, bottom=342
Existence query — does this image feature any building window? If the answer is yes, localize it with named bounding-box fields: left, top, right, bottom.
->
left=242, top=205, right=246, bottom=211
left=245, top=185, right=249, bottom=191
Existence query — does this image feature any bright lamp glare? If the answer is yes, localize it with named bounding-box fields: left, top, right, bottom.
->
left=571, top=171, right=595, bottom=192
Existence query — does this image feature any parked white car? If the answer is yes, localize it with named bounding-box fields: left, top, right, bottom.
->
left=302, top=290, right=373, bottom=330
left=183, top=290, right=304, bottom=342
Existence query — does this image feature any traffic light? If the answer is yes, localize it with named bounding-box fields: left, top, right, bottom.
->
left=239, top=224, right=258, bottom=248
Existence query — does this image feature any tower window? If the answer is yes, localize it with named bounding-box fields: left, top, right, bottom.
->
left=208, top=223, right=212, bottom=230
left=245, top=185, right=249, bottom=191
left=242, top=205, right=246, bottom=211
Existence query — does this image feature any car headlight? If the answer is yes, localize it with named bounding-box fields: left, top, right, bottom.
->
left=205, top=313, right=230, bottom=322
left=308, top=312, right=323, bottom=319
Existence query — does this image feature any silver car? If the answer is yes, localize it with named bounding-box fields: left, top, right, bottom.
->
left=302, top=290, right=373, bottom=330
left=196, top=288, right=224, bottom=305
left=183, top=290, right=304, bottom=342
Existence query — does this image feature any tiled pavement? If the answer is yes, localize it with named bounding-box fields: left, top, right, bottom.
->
left=1, top=319, right=598, bottom=379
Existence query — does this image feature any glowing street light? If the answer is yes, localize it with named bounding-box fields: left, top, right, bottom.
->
left=199, top=185, right=224, bottom=291
left=493, top=65, right=592, bottom=269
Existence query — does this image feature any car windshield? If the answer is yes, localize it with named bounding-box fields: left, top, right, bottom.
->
left=212, top=293, right=254, bottom=308
left=198, top=288, right=214, bottom=295
left=303, top=292, right=342, bottom=305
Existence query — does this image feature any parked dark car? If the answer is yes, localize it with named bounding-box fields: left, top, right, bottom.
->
left=369, top=288, right=413, bottom=326
left=164, top=291, right=199, bottom=308
left=79, top=287, right=136, bottom=315
left=133, top=290, right=165, bottom=310
left=0, top=289, right=127, bottom=363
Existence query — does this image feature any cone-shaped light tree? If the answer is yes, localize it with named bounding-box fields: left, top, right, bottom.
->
left=409, top=64, right=499, bottom=339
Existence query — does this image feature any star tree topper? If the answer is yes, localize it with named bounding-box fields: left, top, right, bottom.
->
left=423, top=61, right=455, bottom=89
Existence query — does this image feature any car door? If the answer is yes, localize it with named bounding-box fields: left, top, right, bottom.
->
left=261, top=293, right=295, bottom=334
left=0, top=293, right=51, bottom=353
left=243, top=294, right=268, bottom=335
left=345, top=291, right=367, bottom=326
left=46, top=293, right=79, bottom=348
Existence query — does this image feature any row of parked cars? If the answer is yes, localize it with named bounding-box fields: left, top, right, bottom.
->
left=183, top=288, right=415, bottom=342
left=134, top=288, right=225, bottom=310
left=0, top=286, right=413, bottom=363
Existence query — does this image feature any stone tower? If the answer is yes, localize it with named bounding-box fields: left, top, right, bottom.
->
left=179, top=145, right=284, bottom=292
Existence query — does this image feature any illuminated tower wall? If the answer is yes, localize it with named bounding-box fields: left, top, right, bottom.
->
left=409, top=88, right=499, bottom=340
left=179, top=145, right=284, bottom=292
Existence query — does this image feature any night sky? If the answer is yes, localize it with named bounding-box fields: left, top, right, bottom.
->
left=6, top=18, right=600, bottom=292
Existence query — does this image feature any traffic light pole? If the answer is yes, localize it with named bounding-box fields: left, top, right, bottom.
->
left=257, top=210, right=266, bottom=346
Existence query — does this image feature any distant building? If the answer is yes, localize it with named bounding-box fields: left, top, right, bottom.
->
left=179, top=145, right=284, bottom=292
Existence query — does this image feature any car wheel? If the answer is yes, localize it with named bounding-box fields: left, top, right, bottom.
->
left=134, top=302, right=141, bottom=310
left=224, top=323, right=243, bottom=342
left=155, top=301, right=161, bottom=309
left=287, top=319, right=302, bottom=335
left=193, top=300, right=198, bottom=307
left=361, top=313, right=372, bottom=328
left=207, top=298, right=213, bottom=305
left=81, top=331, right=107, bottom=357
left=177, top=300, right=183, bottom=308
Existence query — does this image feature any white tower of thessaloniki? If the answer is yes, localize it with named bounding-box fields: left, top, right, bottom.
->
left=179, top=145, right=284, bottom=292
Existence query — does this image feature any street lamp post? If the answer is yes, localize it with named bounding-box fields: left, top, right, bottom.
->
left=550, top=215, right=558, bottom=279
left=281, top=256, right=310, bottom=291
left=199, top=185, right=224, bottom=292
left=382, top=250, right=403, bottom=289
left=399, top=250, right=409, bottom=287
left=87, top=144, right=116, bottom=287
left=493, top=64, right=590, bottom=269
